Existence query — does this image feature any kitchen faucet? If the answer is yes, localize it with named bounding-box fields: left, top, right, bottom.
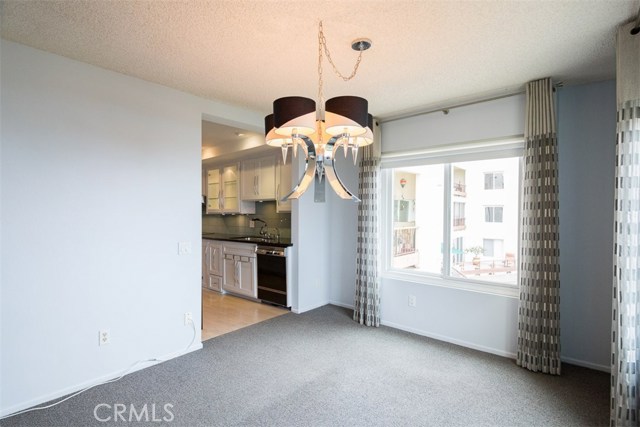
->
left=252, top=218, right=268, bottom=236
left=252, top=218, right=279, bottom=242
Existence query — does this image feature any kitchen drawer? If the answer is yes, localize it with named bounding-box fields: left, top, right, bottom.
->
left=223, top=242, right=257, bottom=258
left=206, top=274, right=223, bottom=292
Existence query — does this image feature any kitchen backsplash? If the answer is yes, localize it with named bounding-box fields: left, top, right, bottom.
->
left=202, top=201, right=291, bottom=239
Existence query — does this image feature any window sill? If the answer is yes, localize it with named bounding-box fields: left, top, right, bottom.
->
left=381, top=269, right=519, bottom=298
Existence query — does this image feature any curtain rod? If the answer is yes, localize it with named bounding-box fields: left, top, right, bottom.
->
left=379, top=80, right=565, bottom=124
left=380, top=90, right=526, bottom=124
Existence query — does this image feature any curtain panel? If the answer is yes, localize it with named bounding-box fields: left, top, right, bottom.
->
left=611, top=20, right=640, bottom=427
left=354, top=144, right=381, bottom=326
left=516, top=77, right=562, bottom=375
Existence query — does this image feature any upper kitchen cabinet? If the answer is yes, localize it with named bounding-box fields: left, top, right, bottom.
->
left=241, top=156, right=276, bottom=201
left=276, top=155, right=292, bottom=213
left=205, top=164, right=255, bottom=215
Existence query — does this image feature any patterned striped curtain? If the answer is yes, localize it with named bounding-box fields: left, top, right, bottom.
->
left=516, top=77, right=562, bottom=375
left=611, top=21, right=640, bottom=427
left=354, top=144, right=381, bottom=326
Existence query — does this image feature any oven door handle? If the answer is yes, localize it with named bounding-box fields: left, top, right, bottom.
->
left=257, top=250, right=285, bottom=257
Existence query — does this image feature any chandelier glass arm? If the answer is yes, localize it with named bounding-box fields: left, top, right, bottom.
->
left=323, top=134, right=361, bottom=202
left=282, top=135, right=318, bottom=201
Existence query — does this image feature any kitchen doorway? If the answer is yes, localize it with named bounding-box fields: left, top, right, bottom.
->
left=200, top=119, right=292, bottom=341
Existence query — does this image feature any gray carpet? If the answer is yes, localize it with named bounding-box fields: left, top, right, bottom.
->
left=2, top=305, right=608, bottom=427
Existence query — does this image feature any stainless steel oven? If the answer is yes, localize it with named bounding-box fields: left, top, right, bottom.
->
left=256, top=246, right=288, bottom=307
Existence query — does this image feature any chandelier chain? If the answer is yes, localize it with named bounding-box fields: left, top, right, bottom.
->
left=317, top=21, right=364, bottom=120
left=318, top=21, right=364, bottom=82
left=318, top=22, right=325, bottom=119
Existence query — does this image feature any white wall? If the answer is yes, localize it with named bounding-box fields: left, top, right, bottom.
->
left=327, top=151, right=359, bottom=307
left=291, top=177, right=331, bottom=313
left=557, top=80, right=615, bottom=371
left=381, top=277, right=519, bottom=355
left=0, top=41, right=263, bottom=415
left=290, top=146, right=359, bottom=313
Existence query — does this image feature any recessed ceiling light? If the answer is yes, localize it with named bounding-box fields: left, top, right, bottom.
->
left=235, top=132, right=245, bottom=137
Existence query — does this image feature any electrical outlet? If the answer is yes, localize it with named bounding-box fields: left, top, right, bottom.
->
left=178, top=241, right=192, bottom=255
left=99, top=329, right=111, bottom=346
left=184, top=312, right=193, bottom=325
left=249, top=220, right=255, bottom=228
left=408, top=295, right=417, bottom=307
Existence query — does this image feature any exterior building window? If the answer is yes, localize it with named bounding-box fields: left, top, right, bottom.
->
left=453, top=202, right=466, bottom=229
left=484, top=206, right=504, bottom=223
left=387, top=156, right=520, bottom=287
left=452, top=237, right=464, bottom=264
left=484, top=172, right=504, bottom=190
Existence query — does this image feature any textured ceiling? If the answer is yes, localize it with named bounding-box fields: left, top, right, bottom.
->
left=1, top=0, right=638, bottom=120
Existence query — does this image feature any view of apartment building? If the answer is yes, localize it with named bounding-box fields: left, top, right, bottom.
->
left=392, top=157, right=520, bottom=285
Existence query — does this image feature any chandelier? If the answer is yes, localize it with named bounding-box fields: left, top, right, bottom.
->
left=264, top=22, right=373, bottom=202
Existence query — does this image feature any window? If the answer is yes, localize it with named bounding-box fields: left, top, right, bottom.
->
left=484, top=172, right=504, bottom=189
left=484, top=206, right=503, bottom=223
left=385, top=155, right=521, bottom=288
left=453, top=202, right=466, bottom=228
left=390, top=165, right=443, bottom=274
left=452, top=237, right=464, bottom=264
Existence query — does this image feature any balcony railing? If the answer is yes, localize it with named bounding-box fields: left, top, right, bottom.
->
left=453, top=182, right=466, bottom=196
left=393, top=226, right=417, bottom=256
left=453, top=254, right=517, bottom=277
left=453, top=217, right=466, bottom=230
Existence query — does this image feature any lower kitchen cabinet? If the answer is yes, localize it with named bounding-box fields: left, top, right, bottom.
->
left=203, top=239, right=257, bottom=298
left=202, top=240, right=223, bottom=292
left=204, top=274, right=223, bottom=292
left=222, top=243, right=257, bottom=298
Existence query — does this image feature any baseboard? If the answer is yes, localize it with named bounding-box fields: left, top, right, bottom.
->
left=561, top=356, right=610, bottom=373
left=0, top=342, right=202, bottom=419
left=378, top=320, right=610, bottom=373
left=329, top=300, right=354, bottom=310
left=380, top=319, right=517, bottom=359
left=291, top=300, right=329, bottom=314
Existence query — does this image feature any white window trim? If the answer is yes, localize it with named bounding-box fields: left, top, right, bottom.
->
left=380, top=137, right=524, bottom=299
left=380, top=136, right=524, bottom=169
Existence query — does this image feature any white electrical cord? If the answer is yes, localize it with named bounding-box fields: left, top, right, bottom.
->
left=0, top=318, right=198, bottom=420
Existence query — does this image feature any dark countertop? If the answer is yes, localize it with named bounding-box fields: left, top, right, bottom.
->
left=202, top=233, right=293, bottom=248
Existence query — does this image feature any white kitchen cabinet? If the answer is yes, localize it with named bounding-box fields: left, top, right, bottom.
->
left=206, top=168, right=221, bottom=213
left=222, top=243, right=257, bottom=298
left=202, top=240, right=224, bottom=292
left=241, top=156, right=276, bottom=201
left=276, top=155, right=292, bottom=213
left=206, top=163, right=255, bottom=215
left=206, top=241, right=223, bottom=277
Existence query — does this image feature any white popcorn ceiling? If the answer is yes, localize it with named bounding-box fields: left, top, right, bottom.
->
left=1, top=0, right=638, bottom=120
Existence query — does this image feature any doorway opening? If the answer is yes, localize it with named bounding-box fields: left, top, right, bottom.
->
left=200, top=119, right=291, bottom=341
